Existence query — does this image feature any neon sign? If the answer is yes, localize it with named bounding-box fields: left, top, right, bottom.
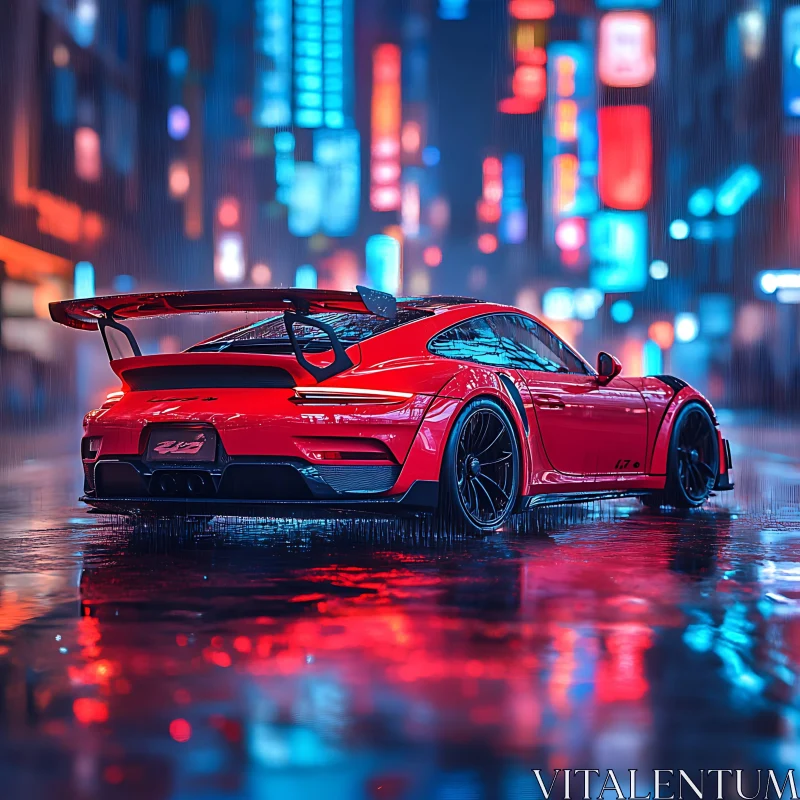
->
left=370, top=44, right=402, bottom=211
left=253, top=0, right=292, bottom=127
left=500, top=2, right=551, bottom=114
left=313, top=129, right=360, bottom=236
left=543, top=42, right=597, bottom=259
left=598, top=105, right=652, bottom=210
left=598, top=12, right=656, bottom=88
left=589, top=211, right=647, bottom=292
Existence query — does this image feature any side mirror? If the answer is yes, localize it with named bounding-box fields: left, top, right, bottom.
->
left=597, top=352, right=622, bottom=385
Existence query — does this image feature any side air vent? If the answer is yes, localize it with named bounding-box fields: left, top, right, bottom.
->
left=316, top=465, right=400, bottom=494
left=121, top=365, right=295, bottom=391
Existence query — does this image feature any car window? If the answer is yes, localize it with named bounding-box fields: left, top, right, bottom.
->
left=427, top=316, right=514, bottom=367
left=189, top=310, right=428, bottom=352
left=491, top=314, right=588, bottom=374
left=429, top=313, right=588, bottom=374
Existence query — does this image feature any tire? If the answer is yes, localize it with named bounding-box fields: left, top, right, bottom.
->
left=646, top=402, right=719, bottom=509
left=438, top=397, right=520, bottom=535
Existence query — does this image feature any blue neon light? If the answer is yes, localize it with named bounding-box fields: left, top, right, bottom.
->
left=295, top=265, right=318, bottom=288
left=642, top=339, right=663, bottom=375
left=72, top=0, right=98, bottom=48
left=113, top=274, right=135, bottom=293
left=669, top=219, right=690, bottom=240
left=288, top=162, right=324, bottom=236
left=543, top=42, right=598, bottom=253
left=74, top=261, right=95, bottom=299
left=610, top=299, right=634, bottom=324
left=274, top=131, right=296, bottom=206
left=254, top=0, right=292, bottom=127
left=500, top=153, right=527, bottom=245
left=596, top=0, right=660, bottom=6
left=715, top=165, right=761, bottom=216
left=293, top=0, right=353, bottom=129
left=688, top=187, right=715, bottom=218
left=52, top=67, right=77, bottom=126
left=438, top=0, right=469, bottom=19
left=422, top=146, right=441, bottom=167
left=167, top=48, right=189, bottom=76
left=783, top=8, right=800, bottom=117
left=314, top=129, right=360, bottom=236
left=365, top=235, right=401, bottom=295
left=589, top=211, right=647, bottom=293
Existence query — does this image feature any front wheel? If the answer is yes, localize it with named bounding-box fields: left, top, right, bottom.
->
left=439, top=398, right=520, bottom=535
left=645, top=402, right=719, bottom=509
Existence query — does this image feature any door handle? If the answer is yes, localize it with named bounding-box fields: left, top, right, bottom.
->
left=532, top=394, right=565, bottom=410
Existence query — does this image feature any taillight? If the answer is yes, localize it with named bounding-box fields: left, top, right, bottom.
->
left=292, top=386, right=414, bottom=404
left=101, top=390, right=125, bottom=409
left=309, top=450, right=391, bottom=461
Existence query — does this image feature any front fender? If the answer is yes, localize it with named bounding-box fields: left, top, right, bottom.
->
left=648, top=387, right=718, bottom=475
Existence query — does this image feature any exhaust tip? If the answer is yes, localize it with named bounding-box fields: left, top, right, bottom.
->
left=157, top=473, right=179, bottom=496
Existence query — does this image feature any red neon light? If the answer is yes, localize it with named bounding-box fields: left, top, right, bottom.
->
left=477, top=199, right=502, bottom=224
left=517, top=46, right=547, bottom=66
left=509, top=0, right=555, bottom=20
left=371, top=44, right=402, bottom=211
left=598, top=106, right=652, bottom=211
left=512, top=65, right=546, bottom=104
left=371, top=162, right=401, bottom=183
left=423, top=246, right=442, bottom=267
left=482, top=157, right=503, bottom=205
left=498, top=96, right=540, bottom=114
left=217, top=197, right=240, bottom=228
left=477, top=233, right=498, bottom=254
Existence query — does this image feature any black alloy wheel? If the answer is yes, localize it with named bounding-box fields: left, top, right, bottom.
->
left=441, top=398, right=520, bottom=534
left=645, top=402, right=719, bottom=509
left=675, top=405, right=718, bottom=503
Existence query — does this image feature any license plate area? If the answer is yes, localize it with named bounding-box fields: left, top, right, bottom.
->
left=146, top=426, right=217, bottom=462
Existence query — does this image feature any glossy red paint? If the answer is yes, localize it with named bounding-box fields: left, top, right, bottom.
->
left=648, top=386, right=717, bottom=476
left=60, top=289, right=732, bottom=512
left=520, top=371, right=648, bottom=475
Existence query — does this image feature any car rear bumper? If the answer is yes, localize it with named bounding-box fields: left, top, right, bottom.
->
left=82, top=456, right=439, bottom=516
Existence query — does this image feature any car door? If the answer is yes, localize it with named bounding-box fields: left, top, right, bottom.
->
left=486, top=314, right=648, bottom=476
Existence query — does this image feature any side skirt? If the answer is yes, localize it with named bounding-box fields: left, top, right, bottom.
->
left=517, top=490, right=650, bottom=511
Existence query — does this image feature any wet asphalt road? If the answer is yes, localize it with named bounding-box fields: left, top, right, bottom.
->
left=0, top=414, right=799, bottom=800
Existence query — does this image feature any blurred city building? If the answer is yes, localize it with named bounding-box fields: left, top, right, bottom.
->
left=0, top=0, right=798, bottom=421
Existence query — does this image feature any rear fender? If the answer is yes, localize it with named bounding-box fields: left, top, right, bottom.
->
left=393, top=366, right=532, bottom=495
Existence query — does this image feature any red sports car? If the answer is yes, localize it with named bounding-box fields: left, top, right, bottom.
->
left=50, top=287, right=734, bottom=533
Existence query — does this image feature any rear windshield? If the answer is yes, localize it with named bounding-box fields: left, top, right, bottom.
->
left=189, top=310, right=428, bottom=353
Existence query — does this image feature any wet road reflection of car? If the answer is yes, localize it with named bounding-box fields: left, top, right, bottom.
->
left=0, top=419, right=799, bottom=799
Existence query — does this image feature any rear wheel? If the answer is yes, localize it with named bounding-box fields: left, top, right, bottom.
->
left=439, top=398, right=520, bottom=535
left=645, top=403, right=719, bottom=509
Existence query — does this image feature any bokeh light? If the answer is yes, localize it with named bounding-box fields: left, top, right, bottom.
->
left=610, top=299, right=634, bottom=323
left=477, top=233, right=498, bottom=254
left=423, top=246, right=443, bottom=267
left=167, top=105, right=191, bottom=140
left=251, top=263, right=272, bottom=286
left=649, top=259, right=669, bottom=280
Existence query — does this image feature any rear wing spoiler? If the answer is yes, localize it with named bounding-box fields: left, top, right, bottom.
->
left=49, top=286, right=397, bottom=382
left=49, top=286, right=396, bottom=331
